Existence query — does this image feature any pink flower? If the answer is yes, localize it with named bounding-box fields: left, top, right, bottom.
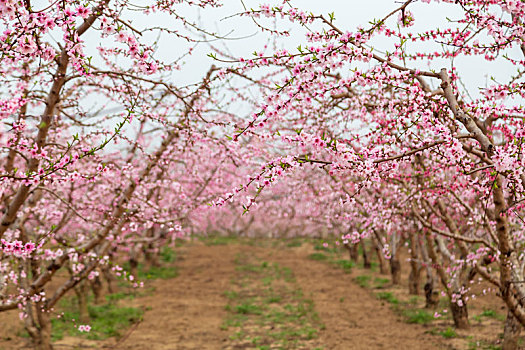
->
left=77, top=6, right=91, bottom=19
left=78, top=325, right=91, bottom=332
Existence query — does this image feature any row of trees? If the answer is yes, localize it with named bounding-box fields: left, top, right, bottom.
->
left=1, top=0, right=524, bottom=349
left=211, top=0, right=525, bottom=348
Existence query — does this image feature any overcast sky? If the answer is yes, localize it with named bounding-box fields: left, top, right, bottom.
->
left=154, top=0, right=520, bottom=101
left=24, top=1, right=523, bottom=120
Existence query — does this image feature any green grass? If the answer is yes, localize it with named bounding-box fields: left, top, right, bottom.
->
left=137, top=265, right=178, bottom=280
left=308, top=253, right=328, bottom=261
left=332, top=259, right=354, bottom=273
left=467, top=339, right=502, bottom=350
left=51, top=302, right=143, bottom=341
left=401, top=308, right=434, bottom=324
left=376, top=292, right=399, bottom=305
left=231, top=302, right=264, bottom=315
left=473, top=308, right=506, bottom=322
left=373, top=277, right=390, bottom=289
left=286, top=239, right=303, bottom=248
left=105, top=291, right=135, bottom=303
left=439, top=327, right=457, bottom=339
left=354, top=275, right=371, bottom=288
left=122, top=259, right=178, bottom=282
left=223, top=253, right=324, bottom=348
left=224, top=290, right=239, bottom=300
left=313, top=242, right=336, bottom=252
left=160, top=246, right=176, bottom=263
left=427, top=327, right=457, bottom=339
left=203, top=235, right=239, bottom=246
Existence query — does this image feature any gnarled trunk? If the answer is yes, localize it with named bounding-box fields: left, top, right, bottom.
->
left=503, top=309, right=522, bottom=350
left=31, top=306, right=53, bottom=350
left=102, top=266, right=116, bottom=294
left=408, top=266, right=421, bottom=295
left=90, top=274, right=103, bottom=304
left=408, top=233, right=421, bottom=295
left=372, top=235, right=388, bottom=274
left=361, top=240, right=371, bottom=269
left=344, top=243, right=359, bottom=263
left=74, top=281, right=90, bottom=323
left=424, top=282, right=439, bottom=308
left=390, top=255, right=401, bottom=285
left=450, top=299, right=469, bottom=330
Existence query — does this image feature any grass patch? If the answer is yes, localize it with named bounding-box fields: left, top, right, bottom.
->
left=137, top=265, right=178, bottom=280
left=354, top=275, right=371, bottom=288
left=224, top=290, right=240, bottom=300
left=286, top=239, right=303, bottom=248
left=467, top=339, right=502, bottom=350
left=373, top=277, right=390, bottom=289
left=473, top=309, right=506, bottom=322
left=160, top=246, right=176, bottom=263
left=203, top=235, right=239, bottom=246
left=401, top=308, right=434, bottom=324
left=439, top=327, right=457, bottom=338
left=51, top=301, right=143, bottom=341
left=313, top=242, right=336, bottom=252
left=231, top=302, right=264, bottom=315
left=376, top=292, right=399, bottom=305
left=308, top=253, right=328, bottom=261
left=332, top=259, right=354, bottom=273
left=105, top=292, right=135, bottom=303
left=223, top=253, right=324, bottom=348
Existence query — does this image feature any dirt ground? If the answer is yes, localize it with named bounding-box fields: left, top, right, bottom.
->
left=0, top=240, right=511, bottom=349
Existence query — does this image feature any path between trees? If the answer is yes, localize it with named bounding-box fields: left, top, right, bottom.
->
left=107, top=242, right=445, bottom=350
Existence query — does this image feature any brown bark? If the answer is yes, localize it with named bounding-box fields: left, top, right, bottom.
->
left=102, top=266, right=116, bottom=294
left=90, top=274, right=103, bottom=304
left=33, top=306, right=53, bottom=350
left=372, top=233, right=388, bottom=274
left=408, top=233, right=421, bottom=295
left=450, top=299, right=469, bottom=330
left=344, top=243, right=359, bottom=263
left=503, top=308, right=522, bottom=350
left=390, top=256, right=402, bottom=285
left=361, top=240, right=371, bottom=269
left=74, top=281, right=90, bottom=324
left=129, top=257, right=139, bottom=280
left=424, top=282, right=439, bottom=308
left=408, top=266, right=421, bottom=295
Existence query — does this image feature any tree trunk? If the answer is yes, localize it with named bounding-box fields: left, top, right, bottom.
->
left=129, top=247, right=139, bottom=279
left=408, top=266, right=421, bottom=295
left=450, top=299, right=469, bottom=330
left=34, top=308, right=53, bottom=350
left=90, top=274, right=103, bottom=304
left=144, top=247, right=160, bottom=268
left=361, top=240, right=371, bottom=269
left=503, top=309, right=522, bottom=350
left=424, top=282, right=439, bottom=308
left=372, top=235, right=388, bottom=274
left=390, top=255, right=401, bottom=285
left=74, top=281, right=90, bottom=324
left=345, top=243, right=359, bottom=263
left=408, top=233, right=420, bottom=295
left=102, top=266, right=116, bottom=294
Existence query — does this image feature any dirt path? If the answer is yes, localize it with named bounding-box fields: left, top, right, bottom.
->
left=265, top=246, right=446, bottom=349
left=112, top=243, right=445, bottom=350
left=113, top=244, right=244, bottom=350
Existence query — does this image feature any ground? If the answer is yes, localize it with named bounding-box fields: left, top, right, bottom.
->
left=0, top=238, right=514, bottom=349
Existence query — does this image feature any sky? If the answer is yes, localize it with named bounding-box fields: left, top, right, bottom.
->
left=21, top=0, right=523, bottom=130
left=147, top=0, right=521, bottom=99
